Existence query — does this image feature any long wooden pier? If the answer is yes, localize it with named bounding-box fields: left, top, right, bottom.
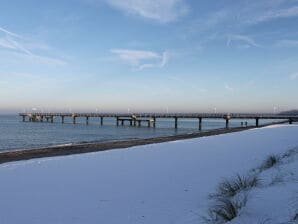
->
left=19, top=112, right=298, bottom=129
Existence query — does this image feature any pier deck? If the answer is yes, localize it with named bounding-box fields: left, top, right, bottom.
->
left=19, top=112, right=298, bottom=129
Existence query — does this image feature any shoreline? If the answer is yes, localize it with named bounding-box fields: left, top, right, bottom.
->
left=0, top=123, right=286, bottom=164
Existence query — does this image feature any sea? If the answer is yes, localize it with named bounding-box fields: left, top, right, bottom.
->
left=0, top=115, right=281, bottom=152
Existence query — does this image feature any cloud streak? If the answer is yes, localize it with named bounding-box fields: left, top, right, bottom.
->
left=251, top=5, right=298, bottom=24
left=188, top=1, right=298, bottom=40
left=0, top=26, right=22, bottom=38
left=110, top=48, right=169, bottom=70
left=227, top=35, right=260, bottom=48
left=0, top=26, right=66, bottom=66
left=105, top=0, right=188, bottom=23
left=289, top=73, right=298, bottom=80
left=224, top=83, right=234, bottom=91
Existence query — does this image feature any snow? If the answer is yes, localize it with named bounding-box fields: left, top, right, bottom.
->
left=0, top=125, right=297, bottom=224
left=231, top=147, right=298, bottom=224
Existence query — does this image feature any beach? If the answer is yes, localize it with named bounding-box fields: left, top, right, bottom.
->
left=0, top=123, right=297, bottom=224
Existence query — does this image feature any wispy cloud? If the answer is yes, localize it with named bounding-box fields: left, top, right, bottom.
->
left=0, top=26, right=66, bottom=66
left=224, top=83, right=234, bottom=91
left=227, top=34, right=260, bottom=48
left=110, top=49, right=169, bottom=70
left=0, top=27, right=33, bottom=56
left=252, top=5, right=298, bottom=24
left=110, top=49, right=160, bottom=65
left=188, top=1, right=298, bottom=38
left=0, top=26, right=22, bottom=38
left=0, top=37, right=33, bottom=55
left=228, top=1, right=298, bottom=25
left=105, top=0, right=188, bottom=23
left=0, top=38, right=17, bottom=50
left=289, top=72, right=298, bottom=80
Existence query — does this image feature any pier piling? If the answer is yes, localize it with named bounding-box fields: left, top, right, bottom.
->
left=225, top=119, right=229, bottom=129
left=174, top=117, right=178, bottom=129
left=198, top=117, right=202, bottom=130
left=256, top=118, right=259, bottom=127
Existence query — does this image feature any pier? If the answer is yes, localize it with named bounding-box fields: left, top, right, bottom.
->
left=19, top=112, right=298, bottom=129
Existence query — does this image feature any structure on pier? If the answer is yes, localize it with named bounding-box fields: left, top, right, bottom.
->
left=19, top=112, right=298, bottom=129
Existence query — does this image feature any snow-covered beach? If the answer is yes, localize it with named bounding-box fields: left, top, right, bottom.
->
left=0, top=124, right=297, bottom=224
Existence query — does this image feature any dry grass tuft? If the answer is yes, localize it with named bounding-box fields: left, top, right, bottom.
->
left=282, top=147, right=298, bottom=159
left=210, top=174, right=260, bottom=198
left=206, top=195, right=247, bottom=223
left=259, top=155, right=279, bottom=171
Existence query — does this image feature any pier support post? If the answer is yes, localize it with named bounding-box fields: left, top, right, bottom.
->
left=73, top=116, right=76, bottom=124
left=225, top=119, right=229, bottom=129
left=61, top=116, right=64, bottom=124
left=147, top=121, right=150, bottom=127
left=153, top=117, right=156, bottom=128
left=198, top=117, right=202, bottom=130
left=22, top=116, right=25, bottom=122
left=256, top=118, right=259, bottom=127
left=116, top=117, right=119, bottom=126
left=100, top=117, right=103, bottom=125
left=174, top=117, right=178, bottom=129
left=130, top=120, right=133, bottom=126
left=289, top=118, right=293, bottom=124
left=138, top=120, right=141, bottom=127
left=51, top=116, right=54, bottom=123
left=86, top=116, right=89, bottom=125
left=46, top=117, right=49, bottom=122
left=121, top=120, right=124, bottom=126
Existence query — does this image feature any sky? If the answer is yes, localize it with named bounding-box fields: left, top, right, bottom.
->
left=0, top=0, right=298, bottom=114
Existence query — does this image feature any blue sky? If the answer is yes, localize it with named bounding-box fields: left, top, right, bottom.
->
left=1, top=0, right=298, bottom=113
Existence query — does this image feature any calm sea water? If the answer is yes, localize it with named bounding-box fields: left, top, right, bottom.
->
left=0, top=115, right=280, bottom=151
